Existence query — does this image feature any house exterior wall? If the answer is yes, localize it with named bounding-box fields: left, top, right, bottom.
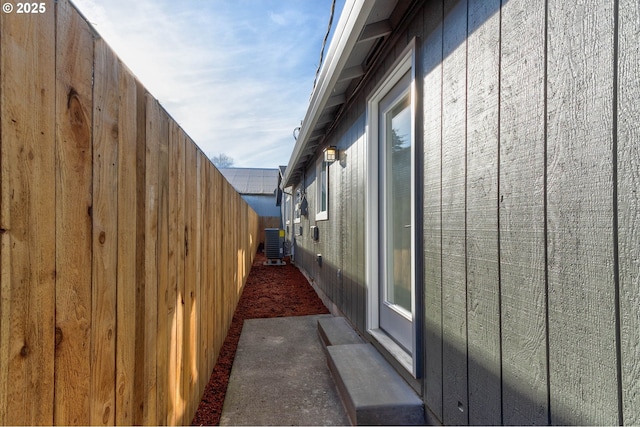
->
left=291, top=0, right=639, bottom=425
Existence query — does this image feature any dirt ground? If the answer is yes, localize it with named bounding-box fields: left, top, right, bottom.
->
left=191, top=251, right=329, bottom=426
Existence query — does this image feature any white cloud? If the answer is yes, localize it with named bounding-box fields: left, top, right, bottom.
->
left=69, top=0, right=344, bottom=168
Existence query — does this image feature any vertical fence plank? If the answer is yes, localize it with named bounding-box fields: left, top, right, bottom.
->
left=618, top=0, right=640, bottom=424
left=133, top=78, right=147, bottom=426
left=143, top=94, right=160, bottom=426
left=194, top=153, right=203, bottom=402
left=0, top=6, right=56, bottom=425
left=156, top=107, right=170, bottom=426
left=202, top=160, right=212, bottom=376
left=115, top=62, right=138, bottom=425
left=498, top=0, right=548, bottom=424
left=54, top=1, right=94, bottom=424
left=168, top=122, right=186, bottom=425
left=546, top=1, right=618, bottom=424
left=465, top=0, right=501, bottom=424
left=91, top=37, right=119, bottom=426
left=213, top=167, right=223, bottom=362
left=183, top=139, right=196, bottom=423
left=440, top=0, right=468, bottom=424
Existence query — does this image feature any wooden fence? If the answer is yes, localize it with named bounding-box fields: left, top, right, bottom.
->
left=0, top=1, right=260, bottom=424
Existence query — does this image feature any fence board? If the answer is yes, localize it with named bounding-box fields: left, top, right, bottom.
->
left=143, top=95, right=160, bottom=425
left=183, top=140, right=198, bottom=423
left=90, top=37, right=119, bottom=426
left=0, top=6, right=56, bottom=425
left=618, top=0, right=640, bottom=424
left=54, top=1, right=94, bottom=423
left=115, top=61, right=138, bottom=426
left=168, top=122, right=186, bottom=425
left=133, top=77, right=148, bottom=426
left=156, top=106, right=170, bottom=426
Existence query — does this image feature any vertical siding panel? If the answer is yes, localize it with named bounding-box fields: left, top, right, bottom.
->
left=422, top=0, right=444, bottom=420
left=115, top=63, right=138, bottom=425
left=91, top=38, right=119, bottom=427
left=54, top=1, right=94, bottom=423
left=441, top=0, right=469, bottom=424
left=346, top=129, right=354, bottom=320
left=465, top=0, right=501, bottom=424
left=618, top=0, right=640, bottom=424
left=499, top=0, right=548, bottom=424
left=143, top=95, right=160, bottom=425
left=546, top=1, right=618, bottom=424
left=0, top=7, right=56, bottom=425
left=356, top=107, right=366, bottom=333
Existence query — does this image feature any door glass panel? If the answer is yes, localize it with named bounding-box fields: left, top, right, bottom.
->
left=384, top=94, right=412, bottom=313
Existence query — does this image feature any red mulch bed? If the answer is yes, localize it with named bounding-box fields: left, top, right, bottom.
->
left=191, top=250, right=329, bottom=426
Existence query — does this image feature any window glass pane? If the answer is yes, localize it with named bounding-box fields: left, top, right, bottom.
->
left=384, top=94, right=411, bottom=312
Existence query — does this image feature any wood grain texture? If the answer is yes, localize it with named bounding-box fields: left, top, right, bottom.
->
left=143, top=94, right=160, bottom=425
left=183, top=140, right=198, bottom=422
left=90, top=38, right=119, bottom=427
left=618, top=0, right=640, bottom=424
left=115, top=61, right=138, bottom=426
left=0, top=7, right=56, bottom=425
left=421, top=0, right=444, bottom=419
left=156, top=106, right=170, bottom=426
left=440, top=0, right=469, bottom=424
left=168, top=123, right=186, bottom=425
left=133, top=78, right=148, bottom=426
left=465, top=0, right=501, bottom=424
left=54, top=1, right=94, bottom=424
left=546, top=1, right=618, bottom=424
left=498, top=0, right=549, bottom=424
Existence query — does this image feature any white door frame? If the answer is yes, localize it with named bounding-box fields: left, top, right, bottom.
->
left=365, top=39, right=418, bottom=377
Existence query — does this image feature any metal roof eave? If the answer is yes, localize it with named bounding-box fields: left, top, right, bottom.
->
left=283, top=0, right=375, bottom=189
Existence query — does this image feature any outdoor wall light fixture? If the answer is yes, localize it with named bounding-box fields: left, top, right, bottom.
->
left=324, top=146, right=338, bottom=162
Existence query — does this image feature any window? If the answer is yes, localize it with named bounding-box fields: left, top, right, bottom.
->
left=366, top=39, right=419, bottom=377
left=294, top=187, right=301, bottom=223
left=316, top=158, right=329, bottom=220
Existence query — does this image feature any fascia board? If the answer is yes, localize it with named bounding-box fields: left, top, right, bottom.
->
left=283, top=0, right=375, bottom=188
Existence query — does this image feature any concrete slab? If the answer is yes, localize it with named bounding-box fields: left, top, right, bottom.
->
left=317, top=317, right=366, bottom=347
left=220, top=315, right=350, bottom=426
left=327, top=344, right=424, bottom=426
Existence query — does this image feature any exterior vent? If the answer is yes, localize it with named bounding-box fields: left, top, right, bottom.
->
left=264, top=228, right=286, bottom=266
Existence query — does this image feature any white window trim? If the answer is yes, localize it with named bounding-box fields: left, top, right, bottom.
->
left=316, top=157, right=329, bottom=221
left=365, top=39, right=417, bottom=377
left=285, top=194, right=291, bottom=226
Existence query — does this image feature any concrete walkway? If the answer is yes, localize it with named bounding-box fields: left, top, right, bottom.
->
left=220, top=314, right=350, bottom=426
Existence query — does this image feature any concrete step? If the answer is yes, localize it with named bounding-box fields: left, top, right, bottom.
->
left=317, top=316, right=424, bottom=425
left=327, top=344, right=425, bottom=425
left=317, top=316, right=365, bottom=347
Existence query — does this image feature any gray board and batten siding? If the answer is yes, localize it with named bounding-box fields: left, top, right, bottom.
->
left=288, top=0, right=639, bottom=425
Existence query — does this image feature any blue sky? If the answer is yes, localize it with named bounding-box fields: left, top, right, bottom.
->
left=71, top=0, right=346, bottom=168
